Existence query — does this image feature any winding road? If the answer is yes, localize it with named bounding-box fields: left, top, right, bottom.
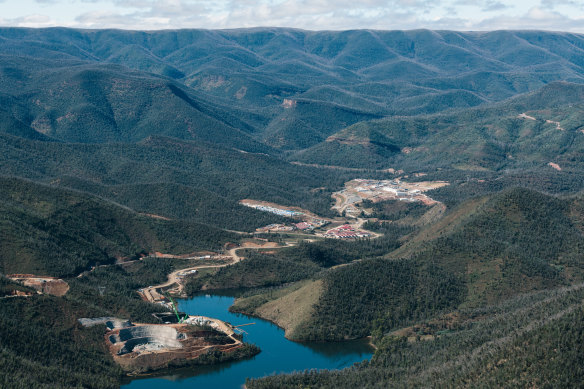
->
left=139, top=241, right=293, bottom=304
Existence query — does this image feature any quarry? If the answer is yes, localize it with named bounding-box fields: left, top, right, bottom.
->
left=80, top=315, right=245, bottom=374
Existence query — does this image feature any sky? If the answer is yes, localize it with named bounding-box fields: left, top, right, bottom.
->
left=0, top=0, right=583, bottom=32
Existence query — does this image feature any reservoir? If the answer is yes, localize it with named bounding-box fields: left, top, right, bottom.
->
left=122, top=293, right=374, bottom=388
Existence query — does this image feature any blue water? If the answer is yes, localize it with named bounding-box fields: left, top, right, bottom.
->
left=122, top=293, right=374, bottom=389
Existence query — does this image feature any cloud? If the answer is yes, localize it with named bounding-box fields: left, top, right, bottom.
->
left=540, top=0, right=584, bottom=10
left=5, top=14, right=58, bottom=27
left=482, top=1, right=508, bottom=12
left=475, top=6, right=584, bottom=32
left=451, top=0, right=511, bottom=13
left=0, top=0, right=583, bottom=32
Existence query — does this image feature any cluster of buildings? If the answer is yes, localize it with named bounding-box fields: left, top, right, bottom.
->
left=256, top=223, right=296, bottom=233
left=242, top=203, right=304, bottom=218
left=324, top=224, right=372, bottom=239
left=353, top=179, right=422, bottom=202
left=255, top=219, right=328, bottom=233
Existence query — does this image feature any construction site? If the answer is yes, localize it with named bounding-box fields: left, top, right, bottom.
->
left=323, top=224, right=372, bottom=239
left=242, top=198, right=381, bottom=240
left=332, top=178, right=448, bottom=217
left=240, top=199, right=330, bottom=228
left=81, top=252, right=258, bottom=376
left=80, top=315, right=248, bottom=374
left=7, top=274, right=69, bottom=296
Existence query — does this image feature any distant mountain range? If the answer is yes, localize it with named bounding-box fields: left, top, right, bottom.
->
left=1, top=27, right=583, bottom=152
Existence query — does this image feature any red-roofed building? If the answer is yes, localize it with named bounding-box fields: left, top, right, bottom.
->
left=295, top=222, right=313, bottom=230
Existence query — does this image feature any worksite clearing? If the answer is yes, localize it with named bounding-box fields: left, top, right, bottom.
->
left=332, top=178, right=448, bottom=218
left=242, top=178, right=446, bottom=240
left=80, top=245, right=267, bottom=375
left=79, top=316, right=245, bottom=374
left=240, top=199, right=330, bottom=228
left=8, top=274, right=69, bottom=296
left=240, top=199, right=377, bottom=239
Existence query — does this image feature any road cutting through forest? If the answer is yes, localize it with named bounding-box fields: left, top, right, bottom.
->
left=139, top=240, right=296, bottom=304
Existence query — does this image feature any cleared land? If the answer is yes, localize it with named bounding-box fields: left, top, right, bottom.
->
left=240, top=199, right=331, bottom=225
left=240, top=198, right=381, bottom=239
left=8, top=274, right=69, bottom=296
left=87, top=245, right=277, bottom=375
left=332, top=178, right=449, bottom=217
left=103, top=320, right=244, bottom=374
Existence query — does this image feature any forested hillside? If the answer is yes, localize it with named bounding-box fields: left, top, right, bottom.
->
left=294, top=82, right=584, bottom=171
left=232, top=188, right=584, bottom=343
left=0, top=177, right=237, bottom=277
left=1, top=28, right=584, bottom=151
left=0, top=133, right=352, bottom=229
left=248, top=282, right=584, bottom=388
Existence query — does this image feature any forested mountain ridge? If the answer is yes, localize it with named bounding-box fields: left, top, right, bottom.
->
left=293, top=81, right=584, bottom=170
left=0, top=176, right=238, bottom=277
left=0, top=55, right=270, bottom=151
left=0, top=132, right=352, bottom=228
left=247, top=282, right=584, bottom=388
left=1, top=28, right=584, bottom=150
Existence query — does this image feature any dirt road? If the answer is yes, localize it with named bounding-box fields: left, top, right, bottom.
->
left=140, top=262, right=234, bottom=303
left=140, top=241, right=292, bottom=304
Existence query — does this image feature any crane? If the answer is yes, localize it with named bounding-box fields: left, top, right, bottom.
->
left=166, top=293, right=188, bottom=324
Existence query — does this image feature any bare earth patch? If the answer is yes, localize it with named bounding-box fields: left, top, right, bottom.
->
left=8, top=274, right=69, bottom=296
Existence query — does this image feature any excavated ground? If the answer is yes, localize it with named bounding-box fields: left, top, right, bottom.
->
left=8, top=274, right=69, bottom=296
left=104, top=321, right=243, bottom=374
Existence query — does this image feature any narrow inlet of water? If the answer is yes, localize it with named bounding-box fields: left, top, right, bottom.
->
left=122, top=293, right=374, bottom=389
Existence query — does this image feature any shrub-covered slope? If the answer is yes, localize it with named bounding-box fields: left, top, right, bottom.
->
left=294, top=82, right=584, bottom=170
left=0, top=177, right=236, bottom=277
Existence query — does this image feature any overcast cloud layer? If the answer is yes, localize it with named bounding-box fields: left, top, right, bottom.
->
left=0, top=0, right=583, bottom=32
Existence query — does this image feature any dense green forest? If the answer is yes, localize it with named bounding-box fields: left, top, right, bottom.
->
left=293, top=83, right=584, bottom=171
left=0, top=177, right=237, bottom=277
left=247, top=283, right=584, bottom=388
